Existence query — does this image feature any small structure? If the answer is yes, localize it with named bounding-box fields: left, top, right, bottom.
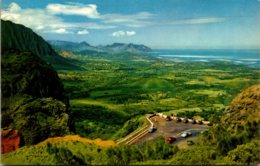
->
left=202, top=121, right=211, bottom=125
left=165, top=116, right=171, bottom=121
left=190, top=119, right=196, bottom=124
left=175, top=117, right=181, bottom=122
left=196, top=120, right=203, bottom=124
left=182, top=118, right=188, bottom=123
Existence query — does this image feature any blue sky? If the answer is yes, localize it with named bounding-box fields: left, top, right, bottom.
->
left=2, top=0, right=260, bottom=48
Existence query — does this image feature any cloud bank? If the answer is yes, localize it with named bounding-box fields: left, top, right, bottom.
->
left=77, top=29, right=89, bottom=35
left=169, top=17, right=226, bottom=25
left=46, top=3, right=100, bottom=18
left=1, top=2, right=154, bottom=35
left=112, top=31, right=136, bottom=37
left=1, top=2, right=227, bottom=36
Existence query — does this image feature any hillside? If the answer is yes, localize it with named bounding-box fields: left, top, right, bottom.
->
left=222, top=84, right=260, bottom=135
left=2, top=84, right=259, bottom=165
left=1, top=50, right=67, bottom=102
left=1, top=50, right=71, bottom=147
left=222, top=84, right=260, bottom=124
left=1, top=20, right=78, bottom=70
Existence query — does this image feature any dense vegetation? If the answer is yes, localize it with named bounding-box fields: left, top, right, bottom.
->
left=1, top=50, right=71, bottom=145
left=2, top=137, right=179, bottom=165
left=58, top=50, right=259, bottom=139
left=1, top=50, right=67, bottom=101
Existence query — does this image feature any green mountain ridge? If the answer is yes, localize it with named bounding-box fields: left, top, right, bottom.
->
left=1, top=20, right=79, bottom=70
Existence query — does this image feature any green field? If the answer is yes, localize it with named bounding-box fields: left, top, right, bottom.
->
left=57, top=53, right=260, bottom=139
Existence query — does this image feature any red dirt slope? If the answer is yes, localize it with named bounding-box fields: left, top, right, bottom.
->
left=1, top=129, right=21, bottom=154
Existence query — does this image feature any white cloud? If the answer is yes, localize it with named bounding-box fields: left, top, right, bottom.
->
left=126, top=31, right=136, bottom=36
left=77, top=29, right=89, bottom=35
left=46, top=3, right=100, bottom=18
left=1, top=2, right=225, bottom=38
left=169, top=17, right=226, bottom=25
left=46, top=3, right=154, bottom=27
left=1, top=2, right=154, bottom=36
left=112, top=30, right=136, bottom=37
left=1, top=2, right=115, bottom=35
left=9, top=2, right=21, bottom=12
left=1, top=3, right=65, bottom=34
left=102, top=12, right=154, bottom=27
left=52, top=28, right=73, bottom=34
left=112, top=31, right=125, bottom=37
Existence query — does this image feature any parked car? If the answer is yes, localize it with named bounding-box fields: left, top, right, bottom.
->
left=182, top=118, right=188, bottom=123
left=148, top=126, right=157, bottom=133
left=191, top=119, right=196, bottom=124
left=166, top=137, right=176, bottom=144
left=176, top=117, right=181, bottom=122
left=181, top=131, right=192, bottom=138
left=197, top=120, right=203, bottom=125
left=165, top=116, right=171, bottom=121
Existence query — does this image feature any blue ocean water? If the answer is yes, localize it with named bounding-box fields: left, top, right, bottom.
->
left=150, top=49, right=260, bottom=68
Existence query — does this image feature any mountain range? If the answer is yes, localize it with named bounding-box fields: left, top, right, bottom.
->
left=48, top=40, right=152, bottom=55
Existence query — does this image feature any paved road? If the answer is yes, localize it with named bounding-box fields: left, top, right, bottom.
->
left=134, top=115, right=209, bottom=145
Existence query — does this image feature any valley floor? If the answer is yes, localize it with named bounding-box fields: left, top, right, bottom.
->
left=59, top=53, right=260, bottom=140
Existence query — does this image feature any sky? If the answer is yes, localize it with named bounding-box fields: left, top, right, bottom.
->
left=1, top=0, right=260, bottom=49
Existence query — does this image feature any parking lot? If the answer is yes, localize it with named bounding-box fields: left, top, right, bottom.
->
left=134, top=115, right=209, bottom=145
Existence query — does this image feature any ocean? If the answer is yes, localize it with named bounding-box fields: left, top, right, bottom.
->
left=150, top=49, right=260, bottom=68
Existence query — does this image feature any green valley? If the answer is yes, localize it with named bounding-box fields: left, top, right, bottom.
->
left=57, top=53, right=259, bottom=140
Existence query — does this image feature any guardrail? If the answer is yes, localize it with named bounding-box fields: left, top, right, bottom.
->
left=126, top=129, right=148, bottom=145
left=116, top=125, right=148, bottom=144
left=116, top=114, right=154, bottom=145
